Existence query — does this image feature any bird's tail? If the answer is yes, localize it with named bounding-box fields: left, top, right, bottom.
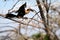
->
left=5, top=13, right=17, bottom=18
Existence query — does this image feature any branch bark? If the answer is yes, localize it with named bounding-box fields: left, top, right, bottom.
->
left=36, top=0, right=51, bottom=40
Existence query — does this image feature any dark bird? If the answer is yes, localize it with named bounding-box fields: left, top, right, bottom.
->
left=5, top=2, right=35, bottom=18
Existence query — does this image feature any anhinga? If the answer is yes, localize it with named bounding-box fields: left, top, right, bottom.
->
left=5, top=2, right=34, bottom=18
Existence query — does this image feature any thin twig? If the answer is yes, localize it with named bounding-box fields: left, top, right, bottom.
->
left=8, top=0, right=20, bottom=12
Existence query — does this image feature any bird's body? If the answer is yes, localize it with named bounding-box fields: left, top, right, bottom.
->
left=16, top=3, right=26, bottom=18
left=5, top=3, right=26, bottom=18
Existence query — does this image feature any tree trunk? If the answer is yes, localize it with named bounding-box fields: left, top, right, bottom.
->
left=36, top=0, right=51, bottom=40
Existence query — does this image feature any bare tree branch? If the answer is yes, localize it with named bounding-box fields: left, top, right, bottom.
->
left=8, top=0, right=20, bottom=12
left=0, top=30, right=17, bottom=33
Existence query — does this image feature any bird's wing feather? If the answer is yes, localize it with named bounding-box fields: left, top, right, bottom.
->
left=16, top=2, right=26, bottom=13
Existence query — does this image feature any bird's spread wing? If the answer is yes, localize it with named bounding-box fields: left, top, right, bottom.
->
left=16, top=2, right=26, bottom=13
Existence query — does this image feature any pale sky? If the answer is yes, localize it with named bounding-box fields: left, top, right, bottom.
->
left=0, top=0, right=60, bottom=37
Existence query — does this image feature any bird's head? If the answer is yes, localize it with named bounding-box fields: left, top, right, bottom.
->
left=25, top=8, right=35, bottom=14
